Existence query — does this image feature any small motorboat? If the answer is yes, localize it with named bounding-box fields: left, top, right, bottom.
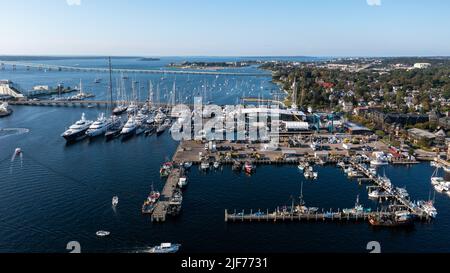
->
left=184, top=162, right=193, bottom=170
left=200, top=161, right=210, bottom=171
left=178, top=177, right=188, bottom=189
left=312, top=172, right=318, bottom=180
left=213, top=161, right=221, bottom=169
left=96, top=231, right=111, bottom=237
left=244, top=162, right=254, bottom=173
left=112, top=196, right=119, bottom=207
left=148, top=243, right=181, bottom=253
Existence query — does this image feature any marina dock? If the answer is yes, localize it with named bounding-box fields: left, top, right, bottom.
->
left=225, top=209, right=393, bottom=223
left=151, top=168, right=181, bottom=222
left=349, top=161, right=430, bottom=219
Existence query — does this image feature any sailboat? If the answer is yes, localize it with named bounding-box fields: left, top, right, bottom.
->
left=113, top=74, right=128, bottom=115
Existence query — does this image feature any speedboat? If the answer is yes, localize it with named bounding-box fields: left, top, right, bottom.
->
left=96, top=231, right=110, bottom=237
left=312, top=172, right=318, bottom=180
left=178, top=177, right=188, bottom=188
left=297, top=164, right=305, bottom=172
left=86, top=113, right=115, bottom=137
left=148, top=243, right=181, bottom=254
left=61, top=113, right=93, bottom=142
left=112, top=196, right=119, bottom=207
left=213, top=162, right=221, bottom=169
left=200, top=161, right=210, bottom=171
left=183, top=162, right=193, bottom=170
left=121, top=116, right=137, bottom=136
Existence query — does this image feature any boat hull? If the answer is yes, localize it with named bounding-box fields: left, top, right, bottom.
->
left=62, top=129, right=88, bottom=142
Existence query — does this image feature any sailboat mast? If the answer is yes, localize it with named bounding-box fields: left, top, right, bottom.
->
left=108, top=57, right=113, bottom=113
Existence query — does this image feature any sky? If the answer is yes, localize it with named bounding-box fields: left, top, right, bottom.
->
left=0, top=0, right=449, bottom=57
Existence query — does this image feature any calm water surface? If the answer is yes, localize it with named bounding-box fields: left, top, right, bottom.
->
left=0, top=57, right=449, bottom=253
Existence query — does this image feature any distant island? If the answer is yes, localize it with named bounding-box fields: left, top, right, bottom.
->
left=167, top=60, right=260, bottom=70
left=139, top=57, right=161, bottom=61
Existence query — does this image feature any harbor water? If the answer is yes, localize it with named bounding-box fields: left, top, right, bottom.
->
left=1, top=57, right=449, bottom=253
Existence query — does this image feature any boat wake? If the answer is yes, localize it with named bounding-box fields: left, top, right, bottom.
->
left=0, top=128, right=30, bottom=139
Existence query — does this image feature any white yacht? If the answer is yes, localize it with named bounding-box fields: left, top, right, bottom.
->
left=126, top=102, right=139, bottom=114
left=61, top=113, right=93, bottom=142
left=86, top=113, right=115, bottom=137
left=121, top=116, right=138, bottom=136
left=154, top=111, right=167, bottom=124
left=113, top=105, right=128, bottom=115
left=134, top=111, right=148, bottom=126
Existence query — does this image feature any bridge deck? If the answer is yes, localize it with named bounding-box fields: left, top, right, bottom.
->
left=1, top=61, right=270, bottom=77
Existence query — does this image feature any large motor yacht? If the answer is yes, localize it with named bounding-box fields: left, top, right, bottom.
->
left=61, top=113, right=93, bottom=142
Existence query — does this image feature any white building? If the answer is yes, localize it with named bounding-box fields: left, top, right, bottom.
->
left=0, top=80, right=26, bottom=99
left=414, top=63, right=432, bottom=69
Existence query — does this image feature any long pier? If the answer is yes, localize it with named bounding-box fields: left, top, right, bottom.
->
left=225, top=209, right=391, bottom=223
left=151, top=168, right=181, bottom=222
left=0, top=61, right=270, bottom=77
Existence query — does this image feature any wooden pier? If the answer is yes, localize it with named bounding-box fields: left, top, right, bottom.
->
left=151, top=168, right=181, bottom=222
left=225, top=209, right=393, bottom=223
left=349, top=161, right=430, bottom=219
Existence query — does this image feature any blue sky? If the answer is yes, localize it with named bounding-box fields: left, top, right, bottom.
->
left=1, top=0, right=449, bottom=56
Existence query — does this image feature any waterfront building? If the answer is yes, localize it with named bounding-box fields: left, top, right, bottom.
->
left=408, top=128, right=436, bottom=146
left=0, top=80, right=26, bottom=100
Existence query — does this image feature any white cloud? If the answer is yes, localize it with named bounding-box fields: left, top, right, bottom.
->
left=367, top=0, right=381, bottom=6
left=66, top=0, right=81, bottom=6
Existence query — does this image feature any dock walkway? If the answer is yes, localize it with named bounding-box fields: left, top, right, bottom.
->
left=349, top=161, right=429, bottom=219
left=151, top=168, right=181, bottom=222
